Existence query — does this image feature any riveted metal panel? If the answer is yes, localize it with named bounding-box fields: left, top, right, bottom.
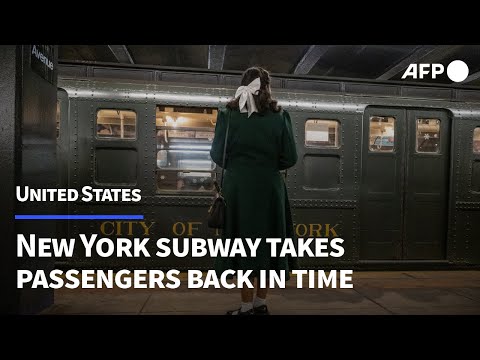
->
left=148, top=196, right=214, bottom=207
left=93, top=67, right=154, bottom=81
left=161, top=72, right=219, bottom=85
left=270, top=77, right=282, bottom=88
left=292, top=199, right=357, bottom=208
left=351, top=113, right=362, bottom=261
left=449, top=116, right=463, bottom=261
left=289, top=111, right=357, bottom=201
left=345, top=83, right=399, bottom=96
left=466, top=210, right=480, bottom=262
left=58, top=64, right=88, bottom=78
left=223, top=75, right=241, bottom=87
left=401, top=86, right=454, bottom=100
left=456, top=202, right=480, bottom=210
left=285, top=79, right=341, bottom=93
left=457, top=90, right=480, bottom=102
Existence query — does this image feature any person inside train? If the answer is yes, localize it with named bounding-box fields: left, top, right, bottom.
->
left=210, top=66, right=298, bottom=315
left=97, top=124, right=112, bottom=136
left=111, top=125, right=121, bottom=137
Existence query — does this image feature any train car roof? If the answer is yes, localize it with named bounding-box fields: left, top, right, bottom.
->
left=58, top=74, right=480, bottom=118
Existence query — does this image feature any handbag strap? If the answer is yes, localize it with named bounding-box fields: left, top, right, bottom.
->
left=220, top=109, right=230, bottom=189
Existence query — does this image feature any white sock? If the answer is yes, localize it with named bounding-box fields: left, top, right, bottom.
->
left=231, top=302, right=253, bottom=315
left=241, top=302, right=253, bottom=312
left=253, top=296, right=267, bottom=308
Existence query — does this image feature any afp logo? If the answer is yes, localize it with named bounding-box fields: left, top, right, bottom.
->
left=402, top=60, right=469, bottom=83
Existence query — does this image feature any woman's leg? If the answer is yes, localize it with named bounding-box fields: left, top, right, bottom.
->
left=255, top=281, right=268, bottom=300
left=226, top=282, right=254, bottom=315
left=253, top=278, right=270, bottom=314
left=241, top=286, right=254, bottom=303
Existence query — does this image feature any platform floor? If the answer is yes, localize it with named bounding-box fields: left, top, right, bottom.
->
left=40, top=270, right=480, bottom=315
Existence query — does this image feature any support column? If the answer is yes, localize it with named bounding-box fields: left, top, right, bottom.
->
left=0, top=45, right=58, bottom=314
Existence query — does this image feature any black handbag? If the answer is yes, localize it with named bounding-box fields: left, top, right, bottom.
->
left=207, top=110, right=230, bottom=229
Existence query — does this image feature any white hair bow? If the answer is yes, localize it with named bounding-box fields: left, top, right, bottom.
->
left=235, top=77, right=261, bottom=117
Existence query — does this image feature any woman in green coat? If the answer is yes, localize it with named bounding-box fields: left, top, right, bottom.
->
left=210, top=67, right=298, bottom=315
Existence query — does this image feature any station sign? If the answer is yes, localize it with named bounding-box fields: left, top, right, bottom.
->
left=30, top=45, right=55, bottom=84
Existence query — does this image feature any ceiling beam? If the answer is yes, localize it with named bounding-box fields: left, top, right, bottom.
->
left=108, top=45, right=134, bottom=64
left=420, top=45, right=463, bottom=63
left=460, top=70, right=480, bottom=84
left=208, top=45, right=226, bottom=70
left=324, top=45, right=368, bottom=76
left=377, top=45, right=437, bottom=80
left=293, top=45, right=330, bottom=75
left=376, top=45, right=460, bottom=80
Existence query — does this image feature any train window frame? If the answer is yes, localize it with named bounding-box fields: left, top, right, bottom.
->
left=304, top=119, right=341, bottom=149
left=95, top=109, right=137, bottom=140
left=155, top=105, right=218, bottom=195
left=416, top=118, right=441, bottom=154
left=473, top=127, right=480, bottom=154
left=368, top=115, right=396, bottom=153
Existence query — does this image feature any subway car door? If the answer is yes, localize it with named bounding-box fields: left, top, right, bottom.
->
left=360, top=108, right=405, bottom=259
left=404, top=109, right=450, bottom=259
left=360, top=107, right=450, bottom=260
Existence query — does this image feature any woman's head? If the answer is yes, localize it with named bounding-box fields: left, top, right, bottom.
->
left=227, top=66, right=281, bottom=114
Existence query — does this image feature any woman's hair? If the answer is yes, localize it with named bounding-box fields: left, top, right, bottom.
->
left=226, top=66, right=281, bottom=114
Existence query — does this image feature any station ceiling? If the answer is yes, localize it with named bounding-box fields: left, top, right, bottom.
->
left=58, top=45, right=480, bottom=86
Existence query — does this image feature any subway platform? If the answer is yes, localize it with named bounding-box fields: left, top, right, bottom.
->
left=40, top=270, right=480, bottom=315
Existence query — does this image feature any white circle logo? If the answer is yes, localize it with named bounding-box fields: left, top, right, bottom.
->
left=447, top=60, right=469, bottom=82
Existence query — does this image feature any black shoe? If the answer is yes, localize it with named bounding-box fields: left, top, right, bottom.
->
left=226, top=307, right=254, bottom=315
left=253, top=304, right=270, bottom=315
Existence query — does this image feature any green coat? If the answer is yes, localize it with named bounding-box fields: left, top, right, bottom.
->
left=210, top=107, right=298, bottom=280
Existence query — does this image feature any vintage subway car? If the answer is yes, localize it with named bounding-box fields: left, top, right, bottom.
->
left=56, top=67, right=480, bottom=269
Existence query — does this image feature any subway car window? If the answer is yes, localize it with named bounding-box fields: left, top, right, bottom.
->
left=56, top=100, right=60, bottom=138
left=156, top=106, right=217, bottom=192
left=305, top=119, right=340, bottom=148
left=416, top=118, right=441, bottom=153
left=96, top=109, right=136, bottom=139
left=474, top=128, right=480, bottom=154
left=369, top=116, right=395, bottom=152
